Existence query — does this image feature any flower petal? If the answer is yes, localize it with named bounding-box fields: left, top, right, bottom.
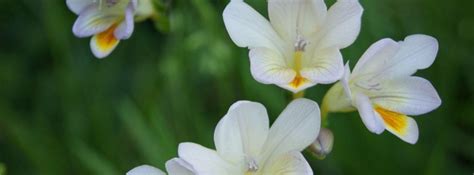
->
left=178, top=142, right=239, bottom=174
left=214, top=101, right=269, bottom=164
left=314, top=0, right=363, bottom=49
left=341, top=62, right=352, bottom=99
left=370, top=76, right=442, bottom=116
left=72, top=5, right=120, bottom=38
left=66, top=0, right=94, bottom=14
left=260, top=99, right=320, bottom=164
left=126, top=165, right=166, bottom=175
left=351, top=38, right=399, bottom=76
left=374, top=106, right=419, bottom=144
left=268, top=0, right=327, bottom=42
left=354, top=93, right=385, bottom=134
left=114, top=3, right=135, bottom=40
left=262, top=151, right=312, bottom=175
left=249, top=48, right=295, bottom=85
left=352, top=35, right=439, bottom=79
left=223, top=0, right=285, bottom=52
left=166, top=158, right=195, bottom=175
left=90, top=24, right=120, bottom=58
left=300, top=47, right=344, bottom=84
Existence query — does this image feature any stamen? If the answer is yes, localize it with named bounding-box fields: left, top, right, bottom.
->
left=355, top=81, right=382, bottom=91
left=245, top=156, right=258, bottom=172
left=294, top=35, right=309, bottom=52
left=93, top=0, right=120, bottom=9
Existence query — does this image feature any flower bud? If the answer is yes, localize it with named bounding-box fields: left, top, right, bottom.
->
left=309, top=128, right=334, bottom=159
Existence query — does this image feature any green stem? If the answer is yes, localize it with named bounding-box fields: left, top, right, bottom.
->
left=293, top=91, right=305, bottom=99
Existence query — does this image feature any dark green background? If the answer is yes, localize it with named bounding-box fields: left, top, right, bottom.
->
left=0, top=0, right=473, bottom=174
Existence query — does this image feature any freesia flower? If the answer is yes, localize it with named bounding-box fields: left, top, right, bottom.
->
left=66, top=0, right=137, bottom=58
left=223, top=0, right=363, bottom=93
left=127, top=158, right=195, bottom=175
left=323, top=34, right=442, bottom=144
left=130, top=99, right=318, bottom=175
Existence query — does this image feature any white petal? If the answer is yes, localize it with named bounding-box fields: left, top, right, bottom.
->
left=352, top=35, right=439, bottom=79
left=300, top=47, right=344, bottom=84
left=66, top=0, right=94, bottom=14
left=73, top=5, right=120, bottom=38
left=341, top=62, right=352, bottom=99
left=249, top=48, right=295, bottom=85
left=178, top=143, right=239, bottom=174
left=370, top=76, right=442, bottom=116
left=214, top=101, right=269, bottom=164
left=262, top=151, right=312, bottom=175
left=223, top=0, right=285, bottom=52
left=268, top=0, right=327, bottom=42
left=260, top=99, right=320, bottom=163
left=354, top=93, right=385, bottom=134
left=351, top=38, right=400, bottom=76
left=127, top=165, right=165, bottom=175
left=90, top=27, right=120, bottom=58
left=166, top=158, right=195, bottom=175
left=374, top=107, right=419, bottom=144
left=314, top=0, right=363, bottom=49
left=114, top=3, right=135, bottom=39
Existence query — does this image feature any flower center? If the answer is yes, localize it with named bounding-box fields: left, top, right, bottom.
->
left=94, top=0, right=125, bottom=9
left=289, top=36, right=309, bottom=88
left=245, top=156, right=259, bottom=173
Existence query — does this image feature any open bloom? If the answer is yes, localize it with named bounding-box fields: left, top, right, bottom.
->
left=127, top=158, right=195, bottom=175
left=223, top=0, right=363, bottom=93
left=128, top=99, right=320, bottom=175
left=66, top=0, right=137, bottom=58
left=323, top=34, right=442, bottom=144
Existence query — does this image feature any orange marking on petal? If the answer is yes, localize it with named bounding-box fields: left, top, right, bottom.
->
left=375, top=106, right=408, bottom=135
left=96, top=24, right=119, bottom=51
left=289, top=75, right=308, bottom=88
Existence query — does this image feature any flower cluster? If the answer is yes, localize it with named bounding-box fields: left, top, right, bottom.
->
left=67, top=0, right=443, bottom=174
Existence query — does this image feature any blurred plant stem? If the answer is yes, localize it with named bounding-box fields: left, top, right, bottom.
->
left=293, top=91, right=305, bottom=99
left=0, top=163, right=5, bottom=175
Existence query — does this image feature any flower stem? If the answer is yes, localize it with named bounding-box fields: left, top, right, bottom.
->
left=293, top=91, right=305, bottom=99
left=321, top=96, right=330, bottom=127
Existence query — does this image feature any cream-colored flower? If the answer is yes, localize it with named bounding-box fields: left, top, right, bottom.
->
left=223, top=0, right=363, bottom=93
left=66, top=0, right=137, bottom=58
left=323, top=34, right=442, bottom=144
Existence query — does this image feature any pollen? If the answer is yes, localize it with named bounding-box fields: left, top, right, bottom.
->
left=375, top=106, right=408, bottom=135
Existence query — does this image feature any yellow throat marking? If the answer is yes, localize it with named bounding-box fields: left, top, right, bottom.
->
left=374, top=106, right=409, bottom=135
left=290, top=51, right=308, bottom=88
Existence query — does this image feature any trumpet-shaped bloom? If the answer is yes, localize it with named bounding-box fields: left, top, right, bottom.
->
left=127, top=99, right=321, bottom=175
left=127, top=158, right=195, bottom=175
left=66, top=0, right=137, bottom=58
left=223, top=0, right=363, bottom=93
left=323, top=34, right=442, bottom=144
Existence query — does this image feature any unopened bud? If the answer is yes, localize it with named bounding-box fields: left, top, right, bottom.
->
left=309, top=128, right=334, bottom=159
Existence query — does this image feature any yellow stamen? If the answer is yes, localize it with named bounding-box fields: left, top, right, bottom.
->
left=375, top=106, right=408, bottom=135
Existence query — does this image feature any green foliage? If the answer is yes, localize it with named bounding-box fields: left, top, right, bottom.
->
left=0, top=0, right=473, bottom=174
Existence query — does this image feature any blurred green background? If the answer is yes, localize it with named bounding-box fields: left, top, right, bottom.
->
left=0, top=0, right=473, bottom=174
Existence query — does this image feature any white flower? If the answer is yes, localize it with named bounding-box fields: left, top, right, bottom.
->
left=127, top=158, right=195, bottom=175
left=158, top=99, right=320, bottom=175
left=323, top=34, right=442, bottom=144
left=66, top=0, right=137, bottom=58
left=223, top=0, right=363, bottom=93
